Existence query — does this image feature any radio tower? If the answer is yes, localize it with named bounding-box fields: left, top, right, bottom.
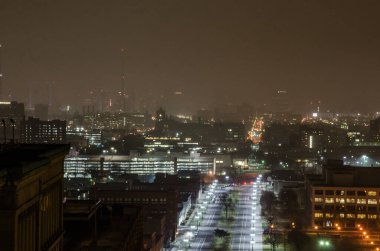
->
left=120, top=48, right=127, bottom=112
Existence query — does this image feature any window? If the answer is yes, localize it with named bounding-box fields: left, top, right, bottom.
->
left=314, top=205, right=323, bottom=210
left=347, top=191, right=355, bottom=196
left=315, top=190, right=324, bottom=195
left=368, top=206, right=377, bottom=212
left=324, top=205, right=334, bottom=211
left=314, top=213, right=323, bottom=218
left=339, top=213, right=345, bottom=218
left=336, top=205, right=345, bottom=211
left=335, top=198, right=345, bottom=204
left=357, top=205, right=366, bottom=211
left=357, top=199, right=366, bottom=204
left=325, top=190, right=334, bottom=195
left=325, top=213, right=334, bottom=218
left=325, top=198, right=334, bottom=203
left=346, top=214, right=355, bottom=219
left=368, top=199, right=377, bottom=205
left=357, top=191, right=367, bottom=196
left=315, top=197, right=323, bottom=203
left=357, top=214, right=366, bottom=219
left=346, top=206, right=355, bottom=211
left=368, top=191, right=377, bottom=196
left=336, top=190, right=345, bottom=196
left=368, top=214, right=377, bottom=219
left=346, top=198, right=355, bottom=203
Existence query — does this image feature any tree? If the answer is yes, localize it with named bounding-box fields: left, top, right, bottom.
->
left=214, top=228, right=230, bottom=238
left=287, top=230, right=310, bottom=251
left=260, top=191, right=276, bottom=215
left=278, top=189, right=299, bottom=221
left=221, top=193, right=234, bottom=218
left=264, top=231, right=282, bottom=251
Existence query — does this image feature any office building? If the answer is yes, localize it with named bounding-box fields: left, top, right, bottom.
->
left=307, top=160, right=380, bottom=229
left=21, top=117, right=66, bottom=144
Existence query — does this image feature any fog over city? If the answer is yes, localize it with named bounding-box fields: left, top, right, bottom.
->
left=1, top=0, right=380, bottom=114
left=4, top=1, right=380, bottom=251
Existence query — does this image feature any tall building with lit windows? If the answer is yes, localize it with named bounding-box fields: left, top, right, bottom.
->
left=0, top=144, right=69, bottom=251
left=21, top=117, right=66, bottom=144
left=307, top=160, right=380, bottom=229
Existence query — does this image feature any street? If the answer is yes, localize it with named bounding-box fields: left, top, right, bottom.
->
left=171, top=176, right=265, bottom=251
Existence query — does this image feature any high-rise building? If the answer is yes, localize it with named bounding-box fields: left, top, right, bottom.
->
left=0, top=144, right=69, bottom=251
left=21, top=117, right=66, bottom=144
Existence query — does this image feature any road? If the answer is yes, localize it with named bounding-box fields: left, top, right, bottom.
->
left=230, top=181, right=264, bottom=251
left=171, top=178, right=265, bottom=251
left=171, top=181, right=224, bottom=251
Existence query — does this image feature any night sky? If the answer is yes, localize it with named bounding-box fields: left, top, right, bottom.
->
left=1, top=0, right=380, bottom=113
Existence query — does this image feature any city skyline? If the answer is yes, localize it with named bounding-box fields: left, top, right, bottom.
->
left=1, top=0, right=380, bottom=113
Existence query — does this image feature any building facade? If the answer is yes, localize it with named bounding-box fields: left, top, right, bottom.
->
left=21, top=117, right=66, bottom=144
left=0, top=144, right=69, bottom=251
left=307, top=161, right=380, bottom=229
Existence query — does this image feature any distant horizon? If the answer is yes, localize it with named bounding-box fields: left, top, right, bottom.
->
left=1, top=0, right=380, bottom=113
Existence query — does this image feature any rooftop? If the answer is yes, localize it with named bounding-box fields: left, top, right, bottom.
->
left=0, top=144, right=69, bottom=179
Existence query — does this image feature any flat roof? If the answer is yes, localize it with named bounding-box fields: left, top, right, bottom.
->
left=0, top=144, right=69, bottom=177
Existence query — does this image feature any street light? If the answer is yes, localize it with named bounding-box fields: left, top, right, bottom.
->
left=185, top=232, right=193, bottom=247
left=251, top=240, right=255, bottom=250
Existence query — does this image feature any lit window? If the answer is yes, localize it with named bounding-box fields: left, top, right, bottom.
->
left=368, top=214, right=377, bottom=219
left=335, top=198, right=345, bottom=204
left=368, top=199, right=377, bottom=205
left=368, top=191, right=377, bottom=196
left=357, top=199, right=366, bottom=204
left=346, top=198, right=355, bottom=203
left=325, top=213, right=334, bottom=218
left=315, top=197, right=323, bottom=203
left=314, top=213, right=323, bottom=218
left=346, top=214, right=355, bottom=219
left=357, top=214, right=366, bottom=219
left=339, top=213, right=345, bottom=218
left=325, top=198, right=334, bottom=203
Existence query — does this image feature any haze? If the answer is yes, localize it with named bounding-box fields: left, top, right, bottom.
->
left=1, top=0, right=380, bottom=113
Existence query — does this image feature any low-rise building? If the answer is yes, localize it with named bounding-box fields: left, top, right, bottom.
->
left=90, top=183, right=178, bottom=242
left=307, top=160, right=380, bottom=229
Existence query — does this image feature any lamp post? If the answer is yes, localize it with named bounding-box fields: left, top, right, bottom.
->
left=195, top=215, right=200, bottom=230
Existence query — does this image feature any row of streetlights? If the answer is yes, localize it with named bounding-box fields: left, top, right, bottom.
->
left=251, top=174, right=263, bottom=250
left=356, top=224, right=380, bottom=250
left=182, top=179, right=218, bottom=250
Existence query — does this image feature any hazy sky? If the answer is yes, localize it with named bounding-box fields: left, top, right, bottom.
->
left=1, top=0, right=380, bottom=112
